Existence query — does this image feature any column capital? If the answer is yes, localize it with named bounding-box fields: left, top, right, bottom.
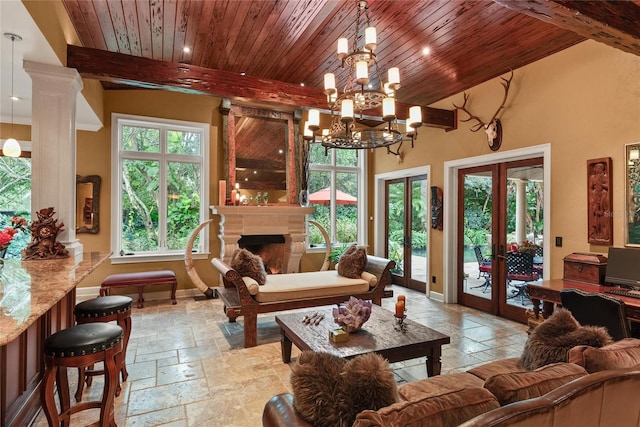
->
left=24, top=61, right=83, bottom=93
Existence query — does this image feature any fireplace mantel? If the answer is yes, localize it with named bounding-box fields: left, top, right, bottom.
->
left=210, top=205, right=315, bottom=273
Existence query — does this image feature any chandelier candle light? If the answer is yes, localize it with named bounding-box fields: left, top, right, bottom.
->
left=305, top=0, right=422, bottom=156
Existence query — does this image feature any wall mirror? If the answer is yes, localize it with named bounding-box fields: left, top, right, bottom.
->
left=221, top=99, right=300, bottom=204
left=76, top=175, right=100, bottom=234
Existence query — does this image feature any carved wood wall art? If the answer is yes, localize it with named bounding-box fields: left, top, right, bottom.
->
left=23, top=207, right=69, bottom=260
left=431, top=186, right=443, bottom=231
left=587, top=157, right=612, bottom=245
left=453, top=70, right=513, bottom=151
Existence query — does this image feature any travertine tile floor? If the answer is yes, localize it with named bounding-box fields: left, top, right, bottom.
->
left=33, top=285, right=528, bottom=426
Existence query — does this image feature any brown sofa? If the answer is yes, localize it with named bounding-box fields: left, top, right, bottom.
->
left=262, top=338, right=640, bottom=427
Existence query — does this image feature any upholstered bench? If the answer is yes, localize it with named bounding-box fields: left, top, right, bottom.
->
left=100, top=270, right=177, bottom=308
left=211, top=256, right=395, bottom=348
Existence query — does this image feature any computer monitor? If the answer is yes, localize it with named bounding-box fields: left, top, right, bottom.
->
left=605, top=247, right=640, bottom=289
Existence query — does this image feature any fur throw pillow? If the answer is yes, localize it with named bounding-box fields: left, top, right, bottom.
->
left=521, top=308, right=613, bottom=370
left=337, top=245, right=368, bottom=279
left=230, top=248, right=267, bottom=286
left=291, top=351, right=398, bottom=427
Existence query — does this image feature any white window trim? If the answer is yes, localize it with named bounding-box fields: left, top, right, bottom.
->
left=110, top=113, right=210, bottom=264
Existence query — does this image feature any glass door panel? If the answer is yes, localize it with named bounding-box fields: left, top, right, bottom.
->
left=386, top=180, right=406, bottom=277
left=385, top=175, right=428, bottom=292
left=410, top=178, right=428, bottom=286
left=459, top=166, right=495, bottom=312
left=500, top=161, right=544, bottom=316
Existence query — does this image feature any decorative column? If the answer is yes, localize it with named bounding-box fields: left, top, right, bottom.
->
left=515, top=179, right=527, bottom=244
left=24, top=61, right=83, bottom=262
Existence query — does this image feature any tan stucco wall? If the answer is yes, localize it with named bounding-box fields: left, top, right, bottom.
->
left=75, top=90, right=223, bottom=290
left=374, top=40, right=640, bottom=293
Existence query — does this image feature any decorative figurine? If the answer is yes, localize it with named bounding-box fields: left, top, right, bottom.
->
left=22, top=207, right=69, bottom=260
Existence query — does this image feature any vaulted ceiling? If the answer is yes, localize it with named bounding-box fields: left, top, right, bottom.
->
left=60, top=0, right=640, bottom=124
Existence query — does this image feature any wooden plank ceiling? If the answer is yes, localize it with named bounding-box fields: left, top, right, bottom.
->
left=62, top=0, right=639, bottom=122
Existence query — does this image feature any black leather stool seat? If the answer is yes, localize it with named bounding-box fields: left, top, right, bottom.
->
left=44, top=323, right=123, bottom=358
left=75, top=295, right=133, bottom=319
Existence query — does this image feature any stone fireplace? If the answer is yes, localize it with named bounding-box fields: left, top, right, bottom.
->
left=210, top=205, right=315, bottom=273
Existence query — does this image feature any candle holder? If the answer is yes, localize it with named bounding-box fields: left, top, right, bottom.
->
left=394, top=313, right=407, bottom=333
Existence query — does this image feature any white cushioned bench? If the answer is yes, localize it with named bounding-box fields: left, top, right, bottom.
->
left=242, top=270, right=376, bottom=302
left=211, top=256, right=395, bottom=348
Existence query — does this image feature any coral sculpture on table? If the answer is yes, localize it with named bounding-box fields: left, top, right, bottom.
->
left=333, top=297, right=372, bottom=332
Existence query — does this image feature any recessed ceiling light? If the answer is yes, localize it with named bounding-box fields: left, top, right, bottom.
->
left=244, top=177, right=248, bottom=181
left=10, top=96, right=20, bottom=101
left=278, top=149, right=283, bottom=154
left=300, top=82, right=305, bottom=86
left=422, top=46, right=431, bottom=56
left=183, top=46, right=191, bottom=53
left=240, top=72, right=246, bottom=76
left=253, top=170, right=257, bottom=174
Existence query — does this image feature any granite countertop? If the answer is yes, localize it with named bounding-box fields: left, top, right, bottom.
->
left=0, top=252, right=110, bottom=345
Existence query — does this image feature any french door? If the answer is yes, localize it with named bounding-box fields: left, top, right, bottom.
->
left=384, top=175, right=428, bottom=292
left=457, top=158, right=544, bottom=321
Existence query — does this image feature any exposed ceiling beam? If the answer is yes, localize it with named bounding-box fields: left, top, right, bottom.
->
left=67, top=45, right=455, bottom=130
left=493, top=0, right=640, bottom=56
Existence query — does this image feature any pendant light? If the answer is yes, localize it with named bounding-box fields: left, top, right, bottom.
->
left=2, top=33, right=22, bottom=158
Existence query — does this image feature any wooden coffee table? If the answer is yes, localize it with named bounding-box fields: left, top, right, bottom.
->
left=275, top=305, right=451, bottom=376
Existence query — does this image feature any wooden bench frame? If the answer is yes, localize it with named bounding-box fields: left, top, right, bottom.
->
left=211, top=256, right=395, bottom=348
left=99, top=270, right=178, bottom=308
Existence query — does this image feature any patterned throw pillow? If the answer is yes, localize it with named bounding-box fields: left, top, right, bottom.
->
left=337, top=245, right=367, bottom=279
left=230, top=248, right=267, bottom=286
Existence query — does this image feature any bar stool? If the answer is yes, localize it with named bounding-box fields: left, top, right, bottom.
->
left=41, top=323, right=123, bottom=427
left=74, top=295, right=133, bottom=401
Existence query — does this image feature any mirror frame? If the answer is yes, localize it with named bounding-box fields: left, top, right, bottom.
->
left=220, top=99, right=301, bottom=204
left=76, top=174, right=101, bottom=234
left=626, top=143, right=640, bottom=246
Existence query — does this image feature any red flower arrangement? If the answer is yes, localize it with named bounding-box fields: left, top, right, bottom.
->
left=0, top=216, right=29, bottom=252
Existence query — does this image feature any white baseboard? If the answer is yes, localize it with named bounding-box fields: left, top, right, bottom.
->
left=428, top=291, right=445, bottom=302
left=75, top=286, right=203, bottom=304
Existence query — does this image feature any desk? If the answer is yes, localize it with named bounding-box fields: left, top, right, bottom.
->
left=0, top=252, right=110, bottom=427
left=526, top=279, right=640, bottom=324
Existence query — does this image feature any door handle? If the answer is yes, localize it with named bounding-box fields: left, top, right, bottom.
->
left=496, top=244, right=506, bottom=260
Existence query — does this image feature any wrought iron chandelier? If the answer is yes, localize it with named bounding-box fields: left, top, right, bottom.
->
left=305, top=0, right=422, bottom=155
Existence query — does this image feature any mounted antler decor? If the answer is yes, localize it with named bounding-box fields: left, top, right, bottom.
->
left=453, top=70, right=513, bottom=151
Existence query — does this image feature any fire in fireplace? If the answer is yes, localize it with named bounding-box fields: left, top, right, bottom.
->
left=237, top=234, right=286, bottom=274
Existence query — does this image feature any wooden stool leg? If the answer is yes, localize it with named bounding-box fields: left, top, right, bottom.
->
left=120, top=315, right=132, bottom=381
left=57, top=366, right=71, bottom=427
left=75, top=366, right=87, bottom=402
left=100, top=346, right=120, bottom=427
left=41, top=362, right=60, bottom=427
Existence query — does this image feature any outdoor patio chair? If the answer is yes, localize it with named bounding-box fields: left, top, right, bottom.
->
left=506, top=251, right=539, bottom=304
left=560, top=288, right=632, bottom=341
left=472, top=246, right=492, bottom=293
left=474, top=246, right=492, bottom=279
